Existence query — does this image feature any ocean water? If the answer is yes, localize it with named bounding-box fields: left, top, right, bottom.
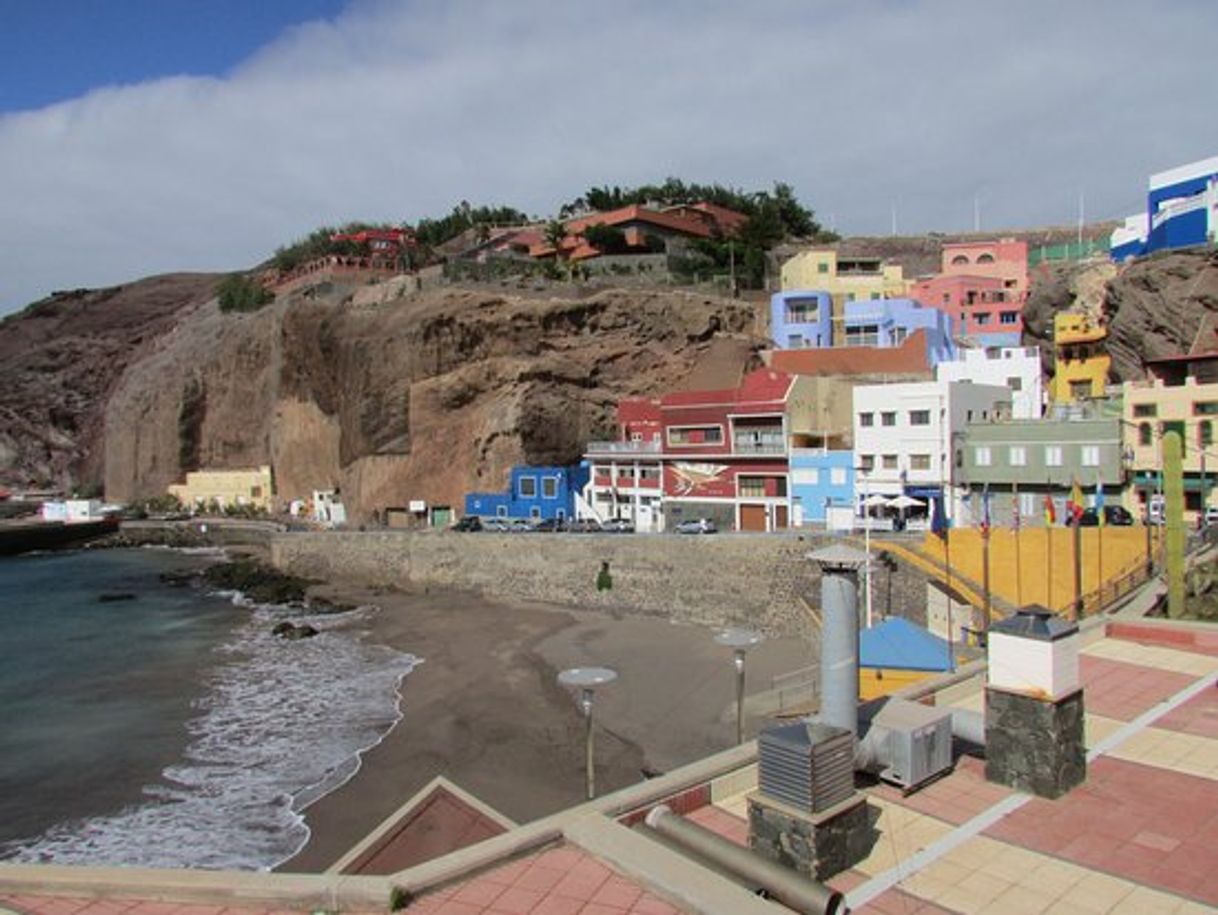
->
left=0, top=547, right=418, bottom=870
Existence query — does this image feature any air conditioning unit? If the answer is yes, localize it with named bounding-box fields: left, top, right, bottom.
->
left=863, top=699, right=953, bottom=792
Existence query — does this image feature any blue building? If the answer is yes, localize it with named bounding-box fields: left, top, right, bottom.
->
left=1110, top=154, right=1218, bottom=261
left=771, top=292, right=956, bottom=368
left=790, top=449, right=854, bottom=525
left=464, top=464, right=590, bottom=521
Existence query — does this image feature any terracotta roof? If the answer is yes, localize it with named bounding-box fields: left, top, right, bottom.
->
left=660, top=369, right=794, bottom=409
left=770, top=330, right=933, bottom=377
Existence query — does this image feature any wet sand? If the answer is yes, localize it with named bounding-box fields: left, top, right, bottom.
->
left=280, top=581, right=814, bottom=873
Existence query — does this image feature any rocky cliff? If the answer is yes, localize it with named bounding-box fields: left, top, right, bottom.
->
left=95, top=281, right=761, bottom=519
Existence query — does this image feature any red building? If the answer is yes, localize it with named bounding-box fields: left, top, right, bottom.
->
left=910, top=238, right=1029, bottom=343
left=582, top=369, right=812, bottom=532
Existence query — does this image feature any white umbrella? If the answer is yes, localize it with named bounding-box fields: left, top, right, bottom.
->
left=863, top=494, right=894, bottom=508
left=888, top=495, right=925, bottom=510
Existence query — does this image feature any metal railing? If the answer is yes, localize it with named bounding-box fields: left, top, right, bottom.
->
left=585, top=440, right=662, bottom=455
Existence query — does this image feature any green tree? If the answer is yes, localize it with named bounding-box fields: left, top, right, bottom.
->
left=216, top=274, right=274, bottom=313
left=582, top=223, right=629, bottom=254
left=544, top=219, right=568, bottom=252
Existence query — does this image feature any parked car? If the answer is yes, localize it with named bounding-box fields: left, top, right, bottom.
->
left=451, top=515, right=483, bottom=532
left=567, top=518, right=602, bottom=533
left=675, top=517, right=717, bottom=534
left=601, top=518, right=635, bottom=533
left=481, top=517, right=511, bottom=532
left=1078, top=505, right=1134, bottom=527
left=531, top=517, right=564, bottom=533
left=1205, top=506, right=1218, bottom=527
left=508, top=518, right=535, bottom=533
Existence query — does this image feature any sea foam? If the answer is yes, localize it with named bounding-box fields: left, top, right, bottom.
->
left=5, top=599, right=418, bottom=870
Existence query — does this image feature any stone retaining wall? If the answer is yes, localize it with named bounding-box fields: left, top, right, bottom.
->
left=269, top=531, right=932, bottom=637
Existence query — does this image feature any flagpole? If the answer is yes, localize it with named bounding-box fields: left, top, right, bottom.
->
left=1014, top=481, right=1023, bottom=608
left=1046, top=482, right=1054, bottom=610
left=982, top=484, right=991, bottom=638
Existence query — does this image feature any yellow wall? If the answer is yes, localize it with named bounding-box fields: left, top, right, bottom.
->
left=780, top=249, right=910, bottom=303
left=1050, top=312, right=1110, bottom=403
left=168, top=465, right=274, bottom=510
left=1124, top=377, right=1218, bottom=517
left=860, top=667, right=932, bottom=700
left=908, top=526, right=1150, bottom=616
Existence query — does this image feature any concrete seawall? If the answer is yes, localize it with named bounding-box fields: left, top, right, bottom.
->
left=270, top=531, right=931, bottom=637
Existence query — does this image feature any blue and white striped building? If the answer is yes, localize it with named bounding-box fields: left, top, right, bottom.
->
left=1111, top=154, right=1218, bottom=261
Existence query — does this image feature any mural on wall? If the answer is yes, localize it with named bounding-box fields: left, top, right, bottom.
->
left=669, top=462, right=730, bottom=497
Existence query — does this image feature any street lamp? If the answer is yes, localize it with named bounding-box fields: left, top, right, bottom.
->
left=557, top=666, right=618, bottom=800
left=714, top=628, right=763, bottom=745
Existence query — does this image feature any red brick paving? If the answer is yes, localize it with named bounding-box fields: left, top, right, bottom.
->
left=401, top=843, right=683, bottom=914
left=1108, top=622, right=1218, bottom=656
left=0, top=902, right=384, bottom=915
left=684, top=804, right=748, bottom=847
left=869, top=754, right=1013, bottom=825
left=1079, top=654, right=1196, bottom=721
left=984, top=756, right=1218, bottom=905
left=1155, top=683, right=1218, bottom=738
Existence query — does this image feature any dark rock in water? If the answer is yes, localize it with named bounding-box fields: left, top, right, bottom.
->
left=309, top=595, right=355, bottom=614
left=159, top=569, right=200, bottom=587
left=272, top=621, right=319, bottom=640
left=203, top=558, right=314, bottom=605
left=97, top=592, right=137, bottom=603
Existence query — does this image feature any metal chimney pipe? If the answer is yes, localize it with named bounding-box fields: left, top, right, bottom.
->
left=645, top=805, right=845, bottom=915
left=818, top=561, right=862, bottom=737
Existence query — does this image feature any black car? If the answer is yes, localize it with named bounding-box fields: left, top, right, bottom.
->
left=1078, top=505, right=1134, bottom=527
left=451, top=515, right=483, bottom=532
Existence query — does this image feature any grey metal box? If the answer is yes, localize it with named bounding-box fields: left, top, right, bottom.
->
left=870, top=699, right=953, bottom=791
left=758, top=721, right=855, bottom=813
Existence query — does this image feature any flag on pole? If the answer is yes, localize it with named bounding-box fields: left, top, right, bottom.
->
left=931, top=494, right=949, bottom=540
left=1095, top=473, right=1106, bottom=527
left=981, top=484, right=992, bottom=535
left=1067, top=477, right=1085, bottom=524
left=1012, top=481, right=1021, bottom=531
left=1043, top=491, right=1057, bottom=526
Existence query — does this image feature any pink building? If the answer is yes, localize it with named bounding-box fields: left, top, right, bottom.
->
left=911, top=238, right=1029, bottom=343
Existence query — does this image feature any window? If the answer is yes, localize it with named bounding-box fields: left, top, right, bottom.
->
left=975, top=446, right=992, bottom=466
left=881, top=411, right=897, bottom=427
left=1000, top=311, right=1019, bottom=325
left=859, top=454, right=875, bottom=472
left=830, top=467, right=847, bottom=485
left=1081, top=445, right=1100, bottom=467
left=739, top=477, right=766, bottom=497
left=859, top=412, right=874, bottom=427
left=668, top=425, right=723, bottom=446
left=974, top=312, right=992, bottom=325
left=951, top=254, right=970, bottom=265
left=1133, top=403, right=1157, bottom=418
left=870, top=292, right=881, bottom=300
left=1139, top=422, right=1152, bottom=446
left=977, top=253, right=995, bottom=264
left=542, top=477, right=558, bottom=499
left=784, top=298, right=819, bottom=323
left=892, top=327, right=908, bottom=345
left=1007, top=376, right=1023, bottom=391
left=845, top=292, right=856, bottom=303
left=910, top=454, right=931, bottom=471
left=497, top=505, right=509, bottom=517
left=638, top=466, right=659, bottom=481
left=817, top=261, right=829, bottom=274
left=1201, top=421, right=1213, bottom=448
left=909, top=409, right=931, bottom=426
left=787, top=333, right=804, bottom=348
left=1194, top=401, right=1218, bottom=416
left=882, top=454, right=898, bottom=470
left=1045, top=445, right=1063, bottom=467
left=1009, top=445, right=1026, bottom=466
left=792, top=468, right=819, bottom=485
left=530, top=507, right=541, bottom=519
left=518, top=476, right=537, bottom=498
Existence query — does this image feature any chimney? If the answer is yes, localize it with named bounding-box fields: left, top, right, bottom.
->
left=984, top=606, right=1086, bottom=798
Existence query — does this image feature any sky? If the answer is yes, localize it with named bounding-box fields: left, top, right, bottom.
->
left=1, top=0, right=1216, bottom=315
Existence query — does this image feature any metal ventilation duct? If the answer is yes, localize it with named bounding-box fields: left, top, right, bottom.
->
left=758, top=721, right=855, bottom=814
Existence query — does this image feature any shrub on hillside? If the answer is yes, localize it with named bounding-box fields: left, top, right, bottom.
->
left=216, top=274, right=274, bottom=313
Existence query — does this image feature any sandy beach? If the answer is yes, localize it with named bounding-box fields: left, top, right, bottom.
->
left=280, top=579, right=815, bottom=873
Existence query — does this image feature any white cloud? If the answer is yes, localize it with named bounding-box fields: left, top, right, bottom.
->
left=2, top=0, right=1216, bottom=313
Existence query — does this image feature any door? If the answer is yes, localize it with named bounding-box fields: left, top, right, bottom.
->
left=740, top=504, right=767, bottom=532
left=775, top=504, right=789, bottom=529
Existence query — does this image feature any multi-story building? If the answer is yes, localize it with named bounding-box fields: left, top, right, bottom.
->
left=956, top=407, right=1124, bottom=528
left=779, top=249, right=910, bottom=315
left=852, top=379, right=1012, bottom=523
left=940, top=239, right=1029, bottom=301
left=935, top=345, right=1044, bottom=419
left=910, top=238, right=1028, bottom=347
left=464, top=465, right=590, bottom=522
left=583, top=369, right=818, bottom=532
left=1110, top=154, right=1218, bottom=261
left=168, top=465, right=275, bottom=511
left=789, top=449, right=855, bottom=525
left=1050, top=312, right=1111, bottom=404
left=769, top=293, right=956, bottom=368
left=1122, top=349, right=1218, bottom=521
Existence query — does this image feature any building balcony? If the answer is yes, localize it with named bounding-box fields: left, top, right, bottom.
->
left=585, top=440, right=662, bottom=455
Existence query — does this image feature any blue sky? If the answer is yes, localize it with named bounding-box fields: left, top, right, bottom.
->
left=0, top=1, right=345, bottom=113
left=1, top=0, right=1217, bottom=315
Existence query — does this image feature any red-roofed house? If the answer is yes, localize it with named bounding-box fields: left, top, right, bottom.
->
left=528, top=205, right=720, bottom=261
left=582, top=369, right=819, bottom=532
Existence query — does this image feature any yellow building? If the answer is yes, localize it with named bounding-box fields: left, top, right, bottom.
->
left=858, top=617, right=951, bottom=700
left=1050, top=312, right=1111, bottom=403
left=779, top=249, right=909, bottom=320
left=1123, top=351, right=1218, bottom=521
left=168, top=465, right=275, bottom=511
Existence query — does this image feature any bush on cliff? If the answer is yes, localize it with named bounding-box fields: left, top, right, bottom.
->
left=216, top=273, right=275, bottom=313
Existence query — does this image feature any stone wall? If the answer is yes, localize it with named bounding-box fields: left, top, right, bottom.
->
left=270, top=531, right=847, bottom=637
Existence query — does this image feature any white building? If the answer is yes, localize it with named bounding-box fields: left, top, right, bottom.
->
left=935, top=345, right=1043, bottom=419
left=852, top=379, right=1012, bottom=522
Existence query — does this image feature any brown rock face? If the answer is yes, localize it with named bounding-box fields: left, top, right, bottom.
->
left=99, top=283, right=762, bottom=519
left=0, top=274, right=221, bottom=490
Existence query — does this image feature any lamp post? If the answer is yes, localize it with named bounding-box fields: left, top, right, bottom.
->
left=557, top=667, right=618, bottom=800
left=714, top=628, right=763, bottom=745
left=857, top=467, right=874, bottom=629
